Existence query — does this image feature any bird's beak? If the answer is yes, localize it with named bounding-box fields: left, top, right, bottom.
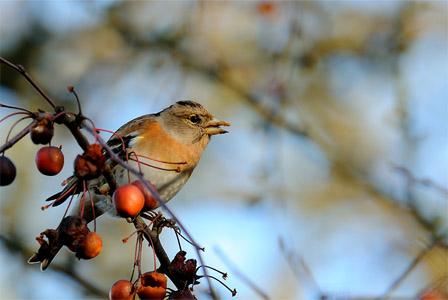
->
left=204, top=117, right=231, bottom=135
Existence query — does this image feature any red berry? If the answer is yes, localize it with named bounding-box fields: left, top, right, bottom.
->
left=109, top=280, right=135, bottom=300
left=137, top=272, right=167, bottom=300
left=30, top=118, right=54, bottom=145
left=258, top=1, right=276, bottom=15
left=75, top=232, right=102, bottom=259
left=0, top=156, right=16, bottom=186
left=35, top=146, right=64, bottom=176
left=132, top=180, right=159, bottom=211
left=112, top=184, right=145, bottom=218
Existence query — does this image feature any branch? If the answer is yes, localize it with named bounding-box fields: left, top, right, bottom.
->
left=377, top=236, right=445, bottom=300
left=0, top=119, right=38, bottom=153
left=215, top=247, right=270, bottom=300
left=0, top=57, right=57, bottom=109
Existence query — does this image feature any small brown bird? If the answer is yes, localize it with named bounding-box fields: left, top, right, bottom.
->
left=29, top=100, right=230, bottom=270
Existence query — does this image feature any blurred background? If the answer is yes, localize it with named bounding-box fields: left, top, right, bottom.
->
left=1, top=1, right=447, bottom=299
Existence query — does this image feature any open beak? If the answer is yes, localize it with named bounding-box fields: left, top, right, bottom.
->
left=204, top=117, right=231, bottom=135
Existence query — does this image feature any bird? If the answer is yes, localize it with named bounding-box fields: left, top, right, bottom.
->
left=28, top=100, right=230, bottom=270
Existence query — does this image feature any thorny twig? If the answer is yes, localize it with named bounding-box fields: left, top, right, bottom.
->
left=0, top=57, right=57, bottom=109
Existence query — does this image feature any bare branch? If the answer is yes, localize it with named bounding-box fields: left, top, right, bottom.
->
left=377, top=236, right=445, bottom=300
left=0, top=119, right=38, bottom=153
left=0, top=57, right=57, bottom=109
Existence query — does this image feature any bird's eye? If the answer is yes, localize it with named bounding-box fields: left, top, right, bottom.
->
left=189, top=114, right=200, bottom=124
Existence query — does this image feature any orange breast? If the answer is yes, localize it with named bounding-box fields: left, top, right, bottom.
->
left=130, top=121, right=207, bottom=171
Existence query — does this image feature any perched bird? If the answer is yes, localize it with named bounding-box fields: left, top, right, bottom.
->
left=29, top=100, right=230, bottom=270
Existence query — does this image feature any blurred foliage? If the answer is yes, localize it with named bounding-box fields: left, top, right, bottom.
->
left=1, top=1, right=447, bottom=299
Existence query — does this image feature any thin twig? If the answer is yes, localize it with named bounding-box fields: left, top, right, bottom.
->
left=67, top=86, right=83, bottom=115
left=394, top=165, right=448, bottom=195
left=0, top=103, right=34, bottom=114
left=377, top=236, right=444, bottom=300
left=0, top=119, right=38, bottom=153
left=215, top=247, right=270, bottom=300
left=0, top=57, right=57, bottom=109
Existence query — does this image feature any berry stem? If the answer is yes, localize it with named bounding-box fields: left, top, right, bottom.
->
left=196, top=265, right=228, bottom=280
left=132, top=153, right=187, bottom=165
left=86, top=183, right=96, bottom=232
left=67, top=86, right=82, bottom=115
left=0, top=103, right=33, bottom=114
left=82, top=117, right=98, bottom=144
left=128, top=157, right=182, bottom=173
left=128, top=151, right=143, bottom=174
left=79, top=181, right=87, bottom=218
left=96, top=128, right=126, bottom=152
left=200, top=275, right=237, bottom=297
left=5, top=116, right=32, bottom=144
left=62, top=190, right=78, bottom=219
left=130, top=235, right=139, bottom=282
left=0, top=57, right=57, bottom=109
left=174, top=228, right=204, bottom=251
left=0, top=119, right=37, bottom=154
left=0, top=111, right=31, bottom=123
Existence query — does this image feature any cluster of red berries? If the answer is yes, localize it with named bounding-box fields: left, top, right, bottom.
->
left=113, top=180, right=158, bottom=218
left=2, top=112, right=236, bottom=299
left=1, top=115, right=64, bottom=186
left=109, top=250, right=202, bottom=300
left=1, top=60, right=238, bottom=299
left=110, top=271, right=168, bottom=300
left=58, top=216, right=102, bottom=260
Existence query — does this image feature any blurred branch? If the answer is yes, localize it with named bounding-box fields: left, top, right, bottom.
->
left=109, top=20, right=445, bottom=244
left=377, top=236, right=445, bottom=300
left=0, top=57, right=57, bottom=109
left=394, top=165, right=448, bottom=196
left=181, top=58, right=310, bottom=139
left=214, top=247, right=270, bottom=300
left=278, top=237, right=322, bottom=298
